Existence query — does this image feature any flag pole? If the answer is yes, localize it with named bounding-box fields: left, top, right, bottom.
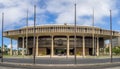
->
left=92, top=9, right=95, bottom=56
left=1, top=12, right=4, bottom=62
left=74, top=1, right=77, bottom=64
left=33, top=5, right=36, bottom=64
left=110, top=10, right=113, bottom=63
left=26, top=8, right=28, bottom=55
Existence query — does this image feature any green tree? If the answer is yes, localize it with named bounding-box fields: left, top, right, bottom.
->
left=105, top=47, right=109, bottom=53
left=112, top=46, right=120, bottom=55
left=0, top=45, right=9, bottom=55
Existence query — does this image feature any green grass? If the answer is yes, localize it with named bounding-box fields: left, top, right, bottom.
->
left=3, top=55, right=33, bottom=58
left=2, top=54, right=120, bottom=59
left=85, top=55, right=120, bottom=59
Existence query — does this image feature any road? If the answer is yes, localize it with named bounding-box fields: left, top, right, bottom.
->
left=1, top=57, right=120, bottom=64
left=0, top=57, right=120, bottom=69
left=0, top=62, right=120, bottom=69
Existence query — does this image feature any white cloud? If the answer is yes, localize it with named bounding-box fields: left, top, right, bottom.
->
left=0, top=0, right=119, bottom=48
left=8, top=43, right=17, bottom=50
left=46, top=0, right=118, bottom=25
left=0, top=0, right=119, bottom=31
left=0, top=0, right=45, bottom=31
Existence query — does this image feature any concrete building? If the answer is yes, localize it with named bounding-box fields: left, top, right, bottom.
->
left=3, top=24, right=119, bottom=57
left=112, top=37, right=120, bottom=46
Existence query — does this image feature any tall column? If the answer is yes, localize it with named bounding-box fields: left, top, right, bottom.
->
left=22, top=37, right=24, bottom=56
left=36, top=36, right=39, bottom=56
left=25, top=37, right=28, bottom=55
left=97, top=37, right=99, bottom=56
left=17, top=39, right=19, bottom=55
left=10, top=39, right=13, bottom=56
left=94, top=37, right=96, bottom=56
left=82, top=36, right=85, bottom=57
left=109, top=40, right=112, bottom=56
left=92, top=36, right=95, bottom=55
left=51, top=36, right=54, bottom=57
left=67, top=36, right=70, bottom=57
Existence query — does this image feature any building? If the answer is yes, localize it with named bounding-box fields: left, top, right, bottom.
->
left=112, top=37, right=120, bottom=46
left=3, top=24, right=119, bottom=57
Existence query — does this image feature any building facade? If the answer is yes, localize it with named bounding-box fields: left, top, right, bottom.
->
left=112, top=37, right=120, bottom=46
left=3, top=25, right=120, bottom=57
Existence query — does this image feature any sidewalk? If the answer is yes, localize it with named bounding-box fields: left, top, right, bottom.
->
left=3, top=55, right=120, bottom=59
left=0, top=61, right=120, bottom=67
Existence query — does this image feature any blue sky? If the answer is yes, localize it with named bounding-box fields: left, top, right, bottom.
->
left=0, top=0, right=120, bottom=49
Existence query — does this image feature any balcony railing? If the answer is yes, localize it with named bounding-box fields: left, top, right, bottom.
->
left=3, top=26, right=119, bottom=37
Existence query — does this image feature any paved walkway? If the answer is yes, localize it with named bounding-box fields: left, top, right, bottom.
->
left=105, top=67, right=120, bottom=69
left=4, top=55, right=120, bottom=59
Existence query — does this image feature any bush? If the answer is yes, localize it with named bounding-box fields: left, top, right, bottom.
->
left=105, top=47, right=109, bottom=53
left=112, top=46, right=120, bottom=55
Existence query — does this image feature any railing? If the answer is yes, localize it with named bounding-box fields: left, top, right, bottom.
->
left=3, top=26, right=119, bottom=37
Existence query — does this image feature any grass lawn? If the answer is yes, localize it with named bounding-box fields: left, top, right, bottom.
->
left=3, top=55, right=33, bottom=58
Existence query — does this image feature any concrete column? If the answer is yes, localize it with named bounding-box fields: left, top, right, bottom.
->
left=67, top=36, right=70, bottom=57
left=92, top=36, right=95, bottom=55
left=25, top=37, right=28, bottom=55
left=109, top=40, right=112, bottom=56
left=22, top=37, right=24, bottom=56
left=10, top=39, right=13, bottom=56
left=97, top=37, right=99, bottom=56
left=17, top=39, right=19, bottom=55
left=94, top=37, right=96, bottom=56
left=51, top=36, right=54, bottom=57
left=36, top=36, right=39, bottom=56
left=82, top=36, right=85, bottom=57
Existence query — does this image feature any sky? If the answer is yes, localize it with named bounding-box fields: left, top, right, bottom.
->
left=0, top=0, right=120, bottom=49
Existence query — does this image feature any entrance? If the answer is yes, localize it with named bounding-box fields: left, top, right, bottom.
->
left=55, top=48, right=66, bottom=56
left=46, top=48, right=50, bottom=55
left=70, top=48, right=74, bottom=55
left=89, top=48, right=92, bottom=55
left=29, top=48, right=33, bottom=55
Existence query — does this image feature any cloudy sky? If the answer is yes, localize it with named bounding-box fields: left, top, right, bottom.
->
left=0, top=0, right=120, bottom=49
